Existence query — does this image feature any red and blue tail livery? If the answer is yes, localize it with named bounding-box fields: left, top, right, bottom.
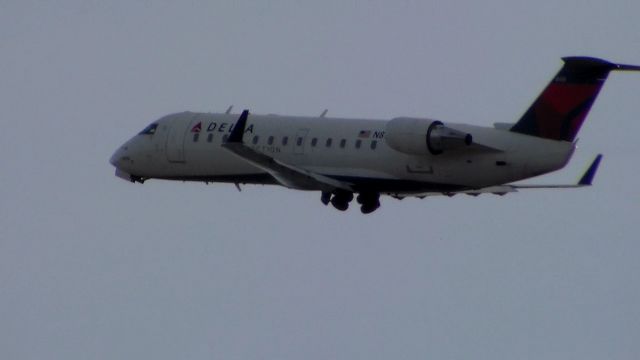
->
left=511, top=57, right=640, bottom=141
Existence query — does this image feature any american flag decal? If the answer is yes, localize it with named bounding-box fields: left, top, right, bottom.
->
left=358, top=130, right=371, bottom=138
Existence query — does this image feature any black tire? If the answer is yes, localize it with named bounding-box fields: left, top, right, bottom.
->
left=360, top=200, right=380, bottom=214
left=331, top=198, right=349, bottom=211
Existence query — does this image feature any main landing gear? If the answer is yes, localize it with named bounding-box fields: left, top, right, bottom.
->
left=356, top=192, right=381, bottom=214
left=321, top=191, right=380, bottom=214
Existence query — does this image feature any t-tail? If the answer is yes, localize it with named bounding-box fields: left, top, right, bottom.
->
left=510, top=57, right=640, bottom=142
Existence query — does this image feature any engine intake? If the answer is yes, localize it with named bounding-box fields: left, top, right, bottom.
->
left=385, top=117, right=473, bottom=155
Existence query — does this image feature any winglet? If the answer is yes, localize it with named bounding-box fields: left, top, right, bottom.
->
left=227, top=110, right=249, bottom=143
left=578, top=154, right=603, bottom=186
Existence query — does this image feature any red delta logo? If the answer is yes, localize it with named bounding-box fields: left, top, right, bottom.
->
left=191, top=122, right=202, bottom=133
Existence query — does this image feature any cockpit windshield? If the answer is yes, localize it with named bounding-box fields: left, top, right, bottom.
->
left=138, top=123, right=158, bottom=135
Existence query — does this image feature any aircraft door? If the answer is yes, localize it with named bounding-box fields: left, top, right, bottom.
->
left=293, top=129, right=309, bottom=155
left=165, top=113, right=198, bottom=162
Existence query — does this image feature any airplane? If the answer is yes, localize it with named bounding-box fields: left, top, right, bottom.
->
left=110, top=57, right=639, bottom=214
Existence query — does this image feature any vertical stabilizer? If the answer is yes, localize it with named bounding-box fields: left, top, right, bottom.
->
left=510, top=57, right=638, bottom=141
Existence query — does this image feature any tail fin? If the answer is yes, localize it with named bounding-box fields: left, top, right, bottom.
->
left=510, top=57, right=640, bottom=141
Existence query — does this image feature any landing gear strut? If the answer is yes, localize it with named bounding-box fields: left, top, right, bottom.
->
left=321, top=191, right=331, bottom=206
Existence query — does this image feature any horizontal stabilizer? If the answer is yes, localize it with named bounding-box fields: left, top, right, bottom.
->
left=615, top=63, right=640, bottom=72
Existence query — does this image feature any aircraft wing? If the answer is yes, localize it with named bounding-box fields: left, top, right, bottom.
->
left=392, top=186, right=517, bottom=199
left=511, top=154, right=602, bottom=189
left=398, top=154, right=603, bottom=199
left=221, top=110, right=354, bottom=192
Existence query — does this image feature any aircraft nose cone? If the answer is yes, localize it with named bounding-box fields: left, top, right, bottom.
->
left=109, top=145, right=130, bottom=168
left=109, top=150, right=119, bottom=167
left=109, top=144, right=140, bottom=182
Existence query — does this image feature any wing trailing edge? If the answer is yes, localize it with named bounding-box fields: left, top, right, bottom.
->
left=399, top=154, right=603, bottom=199
left=512, top=154, right=603, bottom=189
left=222, top=110, right=354, bottom=192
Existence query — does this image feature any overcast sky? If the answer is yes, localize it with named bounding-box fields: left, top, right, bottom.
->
left=2, top=1, right=640, bottom=359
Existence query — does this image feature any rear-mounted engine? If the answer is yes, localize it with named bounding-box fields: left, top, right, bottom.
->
left=385, top=117, right=472, bottom=155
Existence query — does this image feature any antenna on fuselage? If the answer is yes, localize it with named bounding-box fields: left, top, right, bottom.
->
left=225, top=105, right=233, bottom=114
left=320, top=109, right=328, bottom=118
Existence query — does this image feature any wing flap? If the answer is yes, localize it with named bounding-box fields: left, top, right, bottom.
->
left=513, top=154, right=603, bottom=189
left=398, top=154, right=603, bottom=199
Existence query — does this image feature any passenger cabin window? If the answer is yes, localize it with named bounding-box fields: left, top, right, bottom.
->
left=252, top=135, right=259, bottom=145
left=370, top=140, right=377, bottom=150
left=282, top=136, right=289, bottom=146
left=222, top=134, right=229, bottom=142
left=268, top=136, right=274, bottom=145
left=311, top=138, right=318, bottom=147
left=207, top=133, right=214, bottom=143
left=139, top=123, right=158, bottom=135
left=355, top=139, right=362, bottom=149
left=326, top=138, right=333, bottom=147
left=340, top=139, right=346, bottom=148
left=193, top=133, right=200, bottom=142
left=296, top=137, right=303, bottom=146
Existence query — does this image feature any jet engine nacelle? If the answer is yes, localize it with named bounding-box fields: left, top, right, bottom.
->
left=384, top=117, right=473, bottom=155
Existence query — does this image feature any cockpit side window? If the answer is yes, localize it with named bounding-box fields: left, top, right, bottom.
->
left=139, top=123, right=158, bottom=135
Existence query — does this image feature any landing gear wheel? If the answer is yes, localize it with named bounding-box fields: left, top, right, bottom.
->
left=330, top=191, right=354, bottom=211
left=357, top=192, right=381, bottom=214
left=331, top=198, right=349, bottom=211
left=360, top=201, right=380, bottom=214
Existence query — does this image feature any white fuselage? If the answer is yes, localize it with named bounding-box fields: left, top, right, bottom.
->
left=111, top=111, right=575, bottom=196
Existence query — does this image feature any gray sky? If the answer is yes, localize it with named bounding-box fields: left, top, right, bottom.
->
left=2, top=1, right=640, bottom=359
